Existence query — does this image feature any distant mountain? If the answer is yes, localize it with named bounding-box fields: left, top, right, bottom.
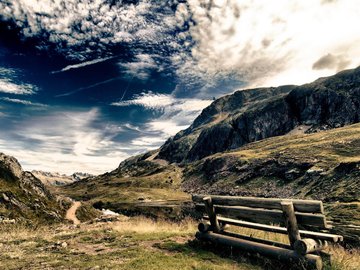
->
left=0, top=153, right=65, bottom=223
left=32, top=170, right=94, bottom=186
left=59, top=67, right=360, bottom=242
left=157, top=67, right=360, bottom=163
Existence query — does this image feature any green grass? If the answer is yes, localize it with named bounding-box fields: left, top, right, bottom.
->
left=0, top=217, right=258, bottom=270
left=57, top=163, right=189, bottom=204
left=0, top=175, right=65, bottom=223
left=229, top=123, right=360, bottom=166
left=0, top=216, right=359, bottom=270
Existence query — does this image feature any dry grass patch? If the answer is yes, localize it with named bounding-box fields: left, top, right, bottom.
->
left=112, top=216, right=195, bottom=235
left=0, top=217, right=359, bottom=270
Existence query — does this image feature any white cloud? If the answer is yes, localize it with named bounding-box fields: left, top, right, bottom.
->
left=113, top=92, right=212, bottom=149
left=0, top=97, right=47, bottom=107
left=2, top=1, right=360, bottom=92
left=119, top=54, right=159, bottom=80
left=0, top=79, right=36, bottom=95
left=0, top=146, right=130, bottom=176
left=0, top=67, right=38, bottom=95
left=0, top=0, right=178, bottom=60
left=0, top=108, right=134, bottom=174
left=178, top=0, right=360, bottom=89
left=111, top=92, right=174, bottom=109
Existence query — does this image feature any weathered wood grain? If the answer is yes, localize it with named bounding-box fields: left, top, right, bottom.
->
left=196, top=204, right=328, bottom=228
left=192, top=194, right=324, bottom=214
left=203, top=197, right=220, bottom=232
left=281, top=201, right=301, bottom=247
left=202, top=216, right=343, bottom=242
left=219, top=230, right=291, bottom=250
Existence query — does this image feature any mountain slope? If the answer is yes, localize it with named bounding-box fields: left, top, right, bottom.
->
left=158, top=67, right=360, bottom=162
left=0, top=153, right=65, bottom=223
left=182, top=122, right=360, bottom=202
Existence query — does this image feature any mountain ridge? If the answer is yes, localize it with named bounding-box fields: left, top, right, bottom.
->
left=157, top=66, right=360, bottom=163
left=32, top=170, right=94, bottom=186
left=62, top=66, right=360, bottom=205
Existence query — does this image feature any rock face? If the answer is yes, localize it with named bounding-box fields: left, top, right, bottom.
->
left=0, top=153, right=64, bottom=222
left=0, top=153, right=23, bottom=181
left=157, top=67, right=360, bottom=163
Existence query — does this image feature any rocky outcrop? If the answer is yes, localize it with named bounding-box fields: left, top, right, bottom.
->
left=0, top=153, right=65, bottom=222
left=0, top=153, right=23, bottom=181
left=157, top=67, right=360, bottom=163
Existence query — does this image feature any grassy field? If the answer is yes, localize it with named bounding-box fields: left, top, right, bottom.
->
left=56, top=163, right=189, bottom=206
left=0, top=216, right=359, bottom=270
left=229, top=123, right=360, bottom=167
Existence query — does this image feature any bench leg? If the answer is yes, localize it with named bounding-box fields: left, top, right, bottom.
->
left=203, top=196, right=220, bottom=232
left=281, top=201, right=301, bottom=248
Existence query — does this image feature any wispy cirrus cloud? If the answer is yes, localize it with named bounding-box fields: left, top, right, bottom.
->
left=51, top=56, right=116, bottom=74
left=0, top=108, right=135, bottom=174
left=0, top=97, right=47, bottom=107
left=111, top=92, right=174, bottom=109
left=112, top=91, right=212, bottom=149
left=111, top=91, right=212, bottom=115
left=0, top=80, right=36, bottom=95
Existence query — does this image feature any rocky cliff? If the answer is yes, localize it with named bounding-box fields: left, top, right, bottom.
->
left=0, top=153, right=65, bottom=223
left=157, top=67, right=360, bottom=162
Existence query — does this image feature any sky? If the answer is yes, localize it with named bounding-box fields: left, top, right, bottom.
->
left=0, top=0, right=360, bottom=174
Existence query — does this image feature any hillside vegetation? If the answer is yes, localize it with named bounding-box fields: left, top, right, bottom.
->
left=0, top=153, right=65, bottom=223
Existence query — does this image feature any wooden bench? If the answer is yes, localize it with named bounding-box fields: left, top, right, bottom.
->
left=192, top=194, right=343, bottom=270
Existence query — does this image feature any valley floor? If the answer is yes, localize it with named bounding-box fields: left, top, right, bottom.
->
left=0, top=216, right=359, bottom=270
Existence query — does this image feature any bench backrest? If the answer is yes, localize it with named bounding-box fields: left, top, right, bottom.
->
left=192, top=194, right=329, bottom=229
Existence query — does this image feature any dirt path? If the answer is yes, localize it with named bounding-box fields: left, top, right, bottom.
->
left=65, top=201, right=81, bottom=225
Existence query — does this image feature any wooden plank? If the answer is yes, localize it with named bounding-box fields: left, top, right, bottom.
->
left=192, top=194, right=324, bottom=214
left=281, top=201, right=301, bottom=247
left=203, top=216, right=343, bottom=242
left=203, top=216, right=343, bottom=243
left=203, top=197, right=220, bottom=232
left=196, top=232, right=323, bottom=270
left=196, top=204, right=328, bottom=228
left=219, top=230, right=291, bottom=250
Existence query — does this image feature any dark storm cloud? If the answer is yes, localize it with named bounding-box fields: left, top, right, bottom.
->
left=312, top=53, right=350, bottom=72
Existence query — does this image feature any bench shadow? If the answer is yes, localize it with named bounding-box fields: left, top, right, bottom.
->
left=156, top=239, right=323, bottom=270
